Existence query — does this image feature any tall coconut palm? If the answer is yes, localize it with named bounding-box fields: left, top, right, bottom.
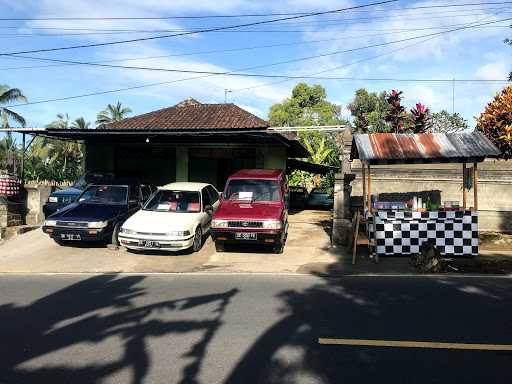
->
left=72, top=117, right=90, bottom=129
left=96, top=101, right=132, bottom=127
left=0, top=85, right=27, bottom=131
left=45, top=114, right=83, bottom=174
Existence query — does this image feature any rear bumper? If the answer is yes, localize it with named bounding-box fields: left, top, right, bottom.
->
left=211, top=229, right=285, bottom=245
left=43, top=226, right=112, bottom=242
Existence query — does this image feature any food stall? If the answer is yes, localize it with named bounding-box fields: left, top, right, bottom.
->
left=350, top=132, right=501, bottom=258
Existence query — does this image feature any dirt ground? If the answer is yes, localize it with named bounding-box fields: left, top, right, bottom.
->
left=2, top=211, right=512, bottom=275
left=0, top=210, right=339, bottom=274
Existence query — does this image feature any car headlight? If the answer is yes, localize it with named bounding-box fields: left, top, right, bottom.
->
left=211, top=219, right=228, bottom=228
left=262, top=220, right=282, bottom=230
left=48, top=196, right=58, bottom=203
left=44, top=220, right=57, bottom=227
left=88, top=221, right=108, bottom=229
left=120, top=228, right=136, bottom=235
left=165, top=230, right=191, bottom=237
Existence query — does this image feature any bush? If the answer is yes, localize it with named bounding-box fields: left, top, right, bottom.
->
left=476, top=86, right=512, bottom=159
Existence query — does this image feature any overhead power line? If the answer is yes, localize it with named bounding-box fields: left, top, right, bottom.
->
left=0, top=0, right=398, bottom=56
left=0, top=1, right=510, bottom=20
left=5, top=16, right=509, bottom=77
left=3, top=18, right=509, bottom=71
left=4, top=16, right=510, bottom=109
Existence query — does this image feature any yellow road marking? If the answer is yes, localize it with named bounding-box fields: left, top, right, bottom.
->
left=318, top=338, right=512, bottom=351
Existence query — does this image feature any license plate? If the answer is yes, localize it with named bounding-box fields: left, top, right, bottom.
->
left=235, top=232, right=257, bottom=240
left=61, top=234, right=81, bottom=241
left=138, top=240, right=160, bottom=248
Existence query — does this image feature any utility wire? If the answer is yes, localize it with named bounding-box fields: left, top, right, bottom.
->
left=5, top=17, right=507, bottom=77
left=4, top=17, right=510, bottom=108
left=0, top=0, right=398, bottom=56
left=3, top=20, right=510, bottom=71
left=0, top=1, right=510, bottom=20
left=2, top=7, right=510, bottom=34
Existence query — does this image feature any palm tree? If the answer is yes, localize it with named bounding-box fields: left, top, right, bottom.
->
left=45, top=114, right=83, bottom=174
left=96, top=101, right=132, bottom=127
left=0, top=85, right=27, bottom=131
left=72, top=117, right=90, bottom=129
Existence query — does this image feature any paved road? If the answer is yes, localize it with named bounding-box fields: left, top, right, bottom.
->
left=0, top=274, right=511, bottom=383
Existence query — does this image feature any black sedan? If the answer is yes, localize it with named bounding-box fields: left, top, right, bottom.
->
left=42, top=182, right=146, bottom=245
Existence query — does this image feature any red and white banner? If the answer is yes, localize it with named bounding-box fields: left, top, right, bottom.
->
left=0, top=174, right=21, bottom=196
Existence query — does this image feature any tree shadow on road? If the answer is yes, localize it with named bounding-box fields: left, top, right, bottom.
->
left=224, top=274, right=512, bottom=384
left=0, top=274, right=238, bottom=384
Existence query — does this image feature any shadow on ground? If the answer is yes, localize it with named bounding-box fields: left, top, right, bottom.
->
left=0, top=274, right=237, bottom=384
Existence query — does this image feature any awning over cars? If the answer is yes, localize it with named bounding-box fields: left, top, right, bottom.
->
left=286, top=159, right=338, bottom=175
left=10, top=128, right=310, bottom=158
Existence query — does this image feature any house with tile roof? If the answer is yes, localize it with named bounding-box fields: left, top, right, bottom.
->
left=40, top=99, right=309, bottom=189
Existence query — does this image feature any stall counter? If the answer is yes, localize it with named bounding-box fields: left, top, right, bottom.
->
left=366, top=210, right=478, bottom=257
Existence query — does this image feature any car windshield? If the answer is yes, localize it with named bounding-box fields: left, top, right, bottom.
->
left=144, top=190, right=201, bottom=213
left=311, top=188, right=332, bottom=196
left=224, top=179, right=281, bottom=202
left=78, top=185, right=128, bottom=204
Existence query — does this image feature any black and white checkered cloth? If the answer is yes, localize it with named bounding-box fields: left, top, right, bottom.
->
left=366, top=210, right=478, bottom=257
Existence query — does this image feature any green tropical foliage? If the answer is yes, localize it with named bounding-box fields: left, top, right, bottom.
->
left=348, top=88, right=389, bottom=133
left=96, top=101, right=132, bottom=127
left=430, top=110, right=468, bottom=133
left=268, top=83, right=347, bottom=189
left=23, top=114, right=88, bottom=182
left=0, top=84, right=27, bottom=130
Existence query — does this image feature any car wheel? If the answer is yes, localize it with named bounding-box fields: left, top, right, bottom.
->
left=273, top=241, right=284, bottom=254
left=192, top=226, right=203, bottom=252
left=215, top=241, right=225, bottom=252
left=111, top=223, right=121, bottom=246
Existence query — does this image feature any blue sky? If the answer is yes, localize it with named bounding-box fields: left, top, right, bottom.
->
left=0, top=0, right=510, bottom=131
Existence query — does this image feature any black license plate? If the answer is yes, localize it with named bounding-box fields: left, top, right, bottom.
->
left=61, top=234, right=81, bottom=241
left=138, top=240, right=160, bottom=248
left=235, top=232, right=257, bottom=240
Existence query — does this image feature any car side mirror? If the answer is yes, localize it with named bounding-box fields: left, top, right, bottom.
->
left=204, top=205, right=213, bottom=213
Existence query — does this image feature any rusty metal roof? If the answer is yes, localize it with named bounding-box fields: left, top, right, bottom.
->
left=351, top=132, right=501, bottom=164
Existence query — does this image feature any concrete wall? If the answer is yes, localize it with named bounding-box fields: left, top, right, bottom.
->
left=25, top=184, right=52, bottom=225
left=261, top=145, right=287, bottom=170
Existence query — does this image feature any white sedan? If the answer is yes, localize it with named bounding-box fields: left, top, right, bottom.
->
left=118, top=182, right=220, bottom=252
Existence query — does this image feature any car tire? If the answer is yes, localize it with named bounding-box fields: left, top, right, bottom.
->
left=215, top=241, right=225, bottom=252
left=111, top=223, right=121, bottom=246
left=273, top=241, right=284, bottom=254
left=192, top=226, right=203, bottom=252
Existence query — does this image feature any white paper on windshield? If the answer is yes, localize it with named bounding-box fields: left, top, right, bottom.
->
left=239, top=191, right=253, bottom=200
left=157, top=203, right=171, bottom=210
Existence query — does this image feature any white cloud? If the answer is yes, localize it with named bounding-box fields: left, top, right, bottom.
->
left=476, top=60, right=509, bottom=80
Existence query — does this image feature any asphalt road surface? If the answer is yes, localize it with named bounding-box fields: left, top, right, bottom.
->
left=0, top=273, right=511, bottom=384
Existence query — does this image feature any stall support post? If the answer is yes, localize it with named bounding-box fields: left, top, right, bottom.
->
left=462, top=163, right=467, bottom=210
left=367, top=164, right=372, bottom=212
left=362, top=162, right=366, bottom=212
left=473, top=162, right=478, bottom=211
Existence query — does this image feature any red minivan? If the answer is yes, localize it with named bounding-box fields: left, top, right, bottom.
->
left=211, top=169, right=289, bottom=253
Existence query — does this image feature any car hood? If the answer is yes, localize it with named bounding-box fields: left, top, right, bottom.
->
left=214, top=200, right=283, bottom=221
left=50, top=203, right=125, bottom=221
left=122, top=209, right=201, bottom=232
left=51, top=187, right=83, bottom=197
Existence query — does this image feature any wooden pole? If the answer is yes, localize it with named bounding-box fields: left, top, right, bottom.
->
left=462, top=163, right=467, bottom=210
left=473, top=162, right=478, bottom=211
left=362, top=162, right=366, bottom=212
left=367, top=164, right=372, bottom=212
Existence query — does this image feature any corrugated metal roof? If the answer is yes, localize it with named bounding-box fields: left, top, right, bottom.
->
left=351, top=132, right=501, bottom=164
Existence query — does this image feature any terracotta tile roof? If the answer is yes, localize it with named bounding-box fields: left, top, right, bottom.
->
left=104, top=99, right=269, bottom=130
